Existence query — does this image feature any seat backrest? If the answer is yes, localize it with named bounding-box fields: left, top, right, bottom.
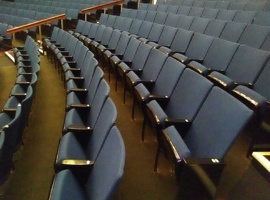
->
left=176, top=14, right=194, bottom=30
left=144, top=10, right=157, bottom=22
left=253, top=11, right=270, bottom=26
left=75, top=20, right=85, bottom=33
left=99, top=13, right=108, bottom=25
left=86, top=125, right=125, bottom=200
left=233, top=10, right=257, bottom=24
left=157, top=26, right=178, bottom=48
left=121, top=18, right=133, bottom=32
left=188, top=6, right=204, bottom=17
left=166, top=4, right=179, bottom=14
left=105, top=15, right=116, bottom=27
left=202, top=38, right=239, bottom=73
left=184, top=86, right=253, bottom=159
left=215, top=1, right=230, bottom=9
left=261, top=33, right=270, bottom=51
left=245, top=2, right=265, bottom=11
left=87, top=23, right=99, bottom=39
left=80, top=21, right=92, bottom=36
left=204, top=1, right=217, bottom=8
left=137, top=20, right=153, bottom=39
left=146, top=23, right=164, bottom=42
left=107, top=29, right=121, bottom=50
left=140, top=49, right=167, bottom=81
left=189, top=17, right=210, bottom=34
left=99, top=27, right=113, bottom=47
left=81, top=52, right=98, bottom=86
left=177, top=5, right=191, bottom=15
left=114, top=33, right=131, bottom=56
left=253, top=59, right=270, bottom=101
left=216, top=9, right=237, bottom=21
left=204, top=19, right=226, bottom=38
left=128, top=19, right=142, bottom=35
left=201, top=8, right=219, bottom=19
left=154, top=11, right=168, bottom=24
left=238, top=24, right=270, bottom=49
left=151, top=57, right=186, bottom=97
left=86, top=79, right=110, bottom=128
left=86, top=97, right=117, bottom=161
left=122, top=37, right=141, bottom=62
left=128, top=9, right=138, bottom=19
left=164, top=13, right=180, bottom=27
left=165, top=68, right=213, bottom=121
left=225, top=45, right=270, bottom=85
left=169, top=28, right=194, bottom=54
left=228, top=2, right=247, bottom=10
left=85, top=66, right=103, bottom=104
left=136, top=9, right=147, bottom=20
left=219, top=21, right=247, bottom=43
left=129, top=42, right=152, bottom=70
left=185, top=32, right=215, bottom=61
left=113, top=16, right=125, bottom=30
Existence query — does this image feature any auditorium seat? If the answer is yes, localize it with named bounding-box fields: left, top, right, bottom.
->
left=233, top=10, right=257, bottom=24
left=207, top=45, right=270, bottom=91
left=237, top=24, right=270, bottom=49
left=201, top=8, right=219, bottom=19
left=215, top=9, right=237, bottom=21
left=164, top=13, right=180, bottom=27
left=158, top=28, right=194, bottom=55
left=50, top=125, right=124, bottom=200
left=177, top=6, right=192, bottom=16
left=112, top=41, right=152, bottom=93
left=132, top=56, right=185, bottom=120
left=3, top=86, right=33, bottom=150
left=253, top=11, right=270, bottom=26
left=122, top=47, right=166, bottom=103
left=142, top=68, right=213, bottom=141
left=188, top=17, right=210, bottom=34
left=62, top=79, right=110, bottom=134
left=176, top=14, right=194, bottom=30
left=66, top=66, right=103, bottom=112
left=154, top=11, right=168, bottom=24
left=171, top=32, right=214, bottom=65
left=156, top=86, right=253, bottom=198
left=188, top=38, right=239, bottom=76
left=55, top=96, right=117, bottom=171
left=219, top=21, right=247, bottom=43
left=203, top=19, right=226, bottom=38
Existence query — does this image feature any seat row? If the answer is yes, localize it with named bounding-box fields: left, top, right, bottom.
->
left=42, top=27, right=126, bottom=200
left=0, top=35, right=40, bottom=185
left=153, top=0, right=270, bottom=11
left=98, top=13, right=270, bottom=51
left=123, top=6, right=270, bottom=26
left=77, top=14, right=269, bottom=151
left=65, top=21, right=260, bottom=197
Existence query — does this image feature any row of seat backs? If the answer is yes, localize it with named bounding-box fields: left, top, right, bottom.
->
left=79, top=15, right=270, bottom=114
left=0, top=0, right=107, bottom=11
left=150, top=0, right=270, bottom=11
left=103, top=12, right=270, bottom=51
left=123, top=6, right=270, bottom=26
left=42, top=27, right=126, bottom=199
left=72, top=15, right=270, bottom=94
left=0, top=35, right=40, bottom=185
left=0, top=6, right=78, bottom=22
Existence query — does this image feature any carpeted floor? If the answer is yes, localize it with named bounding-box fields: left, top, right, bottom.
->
left=0, top=44, right=269, bottom=200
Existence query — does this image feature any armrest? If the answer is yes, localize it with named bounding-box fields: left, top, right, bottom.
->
left=164, top=118, right=192, bottom=136
left=65, top=76, right=84, bottom=82
left=60, top=159, right=94, bottom=184
left=67, top=125, right=93, bottom=133
left=10, top=93, right=27, bottom=101
left=18, top=72, right=32, bottom=76
left=134, top=80, right=155, bottom=87
left=64, top=56, right=74, bottom=61
left=67, top=88, right=87, bottom=94
left=66, top=61, right=77, bottom=68
left=148, top=95, right=170, bottom=108
left=234, top=82, right=253, bottom=88
left=15, top=81, right=31, bottom=85
left=66, top=104, right=90, bottom=111
left=62, top=159, right=94, bottom=166
left=125, top=69, right=143, bottom=76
